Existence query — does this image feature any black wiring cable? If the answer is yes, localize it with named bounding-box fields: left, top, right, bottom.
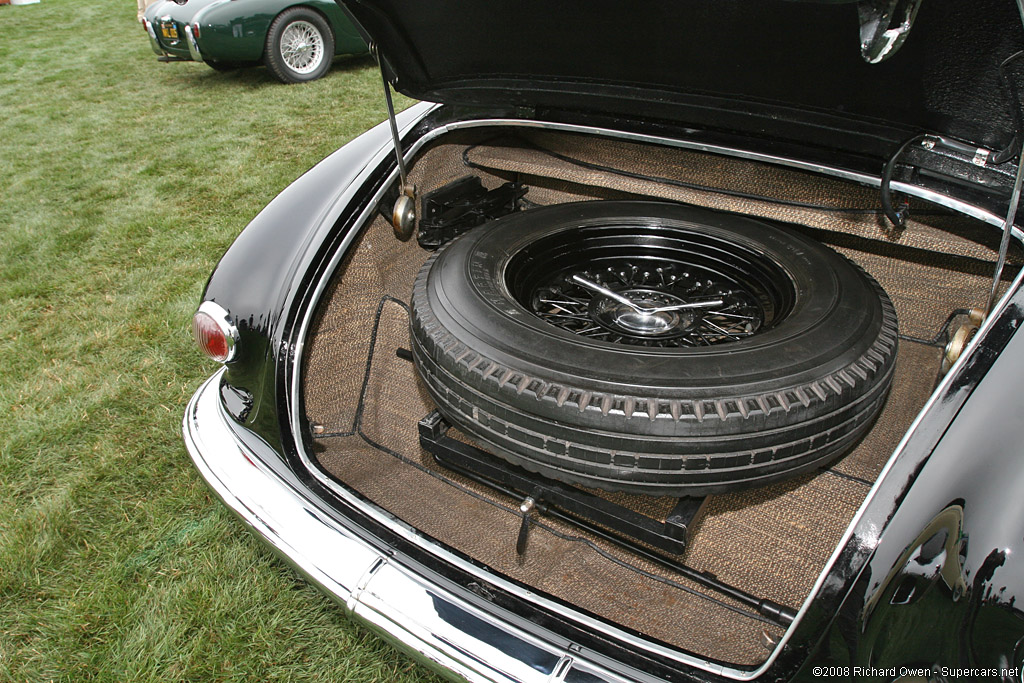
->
left=897, top=308, right=974, bottom=348
left=880, top=133, right=930, bottom=229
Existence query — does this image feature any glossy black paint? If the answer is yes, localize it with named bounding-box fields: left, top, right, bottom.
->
left=841, top=310, right=1024, bottom=676
left=200, top=109, right=1024, bottom=680
left=792, top=296, right=1024, bottom=680
left=202, top=111, right=401, bottom=437
left=341, top=0, right=1024, bottom=155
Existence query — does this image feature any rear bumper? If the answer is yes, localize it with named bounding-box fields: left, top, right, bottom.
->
left=143, top=16, right=194, bottom=61
left=182, top=371, right=623, bottom=683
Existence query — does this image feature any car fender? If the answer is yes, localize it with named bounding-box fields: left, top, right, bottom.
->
left=145, top=0, right=221, bottom=25
left=199, top=101, right=435, bottom=450
left=796, top=284, right=1024, bottom=676
left=856, top=305, right=1024, bottom=673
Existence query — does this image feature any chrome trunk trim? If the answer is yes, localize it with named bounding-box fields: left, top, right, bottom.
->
left=286, top=105, right=747, bottom=678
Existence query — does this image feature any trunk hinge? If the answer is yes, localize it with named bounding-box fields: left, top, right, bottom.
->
left=889, top=0, right=1024, bottom=317
left=881, top=134, right=1005, bottom=231
left=881, top=131, right=1022, bottom=334
left=371, top=42, right=417, bottom=241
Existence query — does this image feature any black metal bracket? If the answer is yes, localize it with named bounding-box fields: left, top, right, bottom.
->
left=417, top=176, right=527, bottom=250
left=418, top=411, right=706, bottom=556
left=416, top=410, right=798, bottom=627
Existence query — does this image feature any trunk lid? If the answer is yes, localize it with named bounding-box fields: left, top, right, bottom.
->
left=338, top=0, right=1024, bottom=159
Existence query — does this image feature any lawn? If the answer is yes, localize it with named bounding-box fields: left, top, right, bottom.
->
left=0, top=0, right=441, bottom=680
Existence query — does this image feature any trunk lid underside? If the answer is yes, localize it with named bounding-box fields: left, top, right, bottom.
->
left=341, top=0, right=1024, bottom=156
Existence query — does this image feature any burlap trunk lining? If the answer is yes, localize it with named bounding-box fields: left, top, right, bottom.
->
left=301, top=131, right=1015, bottom=667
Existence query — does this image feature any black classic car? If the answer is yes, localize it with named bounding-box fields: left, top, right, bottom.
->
left=183, top=0, right=1024, bottom=680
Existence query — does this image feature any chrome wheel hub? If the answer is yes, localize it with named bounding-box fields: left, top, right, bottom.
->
left=590, top=290, right=695, bottom=337
left=505, top=225, right=793, bottom=348
left=281, top=20, right=324, bottom=74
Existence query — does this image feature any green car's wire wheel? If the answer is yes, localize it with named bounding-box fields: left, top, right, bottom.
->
left=410, top=201, right=898, bottom=496
left=264, top=8, right=334, bottom=83
left=281, top=21, right=324, bottom=73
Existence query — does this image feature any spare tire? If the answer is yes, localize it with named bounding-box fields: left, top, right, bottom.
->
left=410, top=201, right=897, bottom=495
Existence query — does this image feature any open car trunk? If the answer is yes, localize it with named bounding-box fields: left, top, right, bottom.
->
left=298, top=127, right=1018, bottom=668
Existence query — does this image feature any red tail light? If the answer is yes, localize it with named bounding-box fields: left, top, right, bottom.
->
left=192, top=302, right=238, bottom=363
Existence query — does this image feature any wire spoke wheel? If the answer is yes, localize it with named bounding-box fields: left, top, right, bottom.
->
left=264, top=9, right=335, bottom=83
left=505, top=227, right=794, bottom=348
left=280, top=20, right=324, bottom=74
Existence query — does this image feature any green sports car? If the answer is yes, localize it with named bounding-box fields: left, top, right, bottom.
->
left=142, top=0, right=368, bottom=83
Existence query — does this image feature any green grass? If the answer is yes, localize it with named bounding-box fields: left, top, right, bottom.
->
left=0, top=1, right=441, bottom=680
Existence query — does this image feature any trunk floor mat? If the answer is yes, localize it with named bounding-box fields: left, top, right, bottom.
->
left=308, top=294, right=940, bottom=666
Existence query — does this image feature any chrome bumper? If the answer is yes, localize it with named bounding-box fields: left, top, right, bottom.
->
left=144, top=19, right=165, bottom=57
left=183, top=372, right=623, bottom=683
left=183, top=24, right=202, bottom=62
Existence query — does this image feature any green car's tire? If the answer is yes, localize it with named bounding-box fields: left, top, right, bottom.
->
left=264, top=8, right=334, bottom=84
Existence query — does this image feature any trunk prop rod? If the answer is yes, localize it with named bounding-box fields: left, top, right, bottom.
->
left=988, top=144, right=1024, bottom=314
left=372, top=42, right=417, bottom=241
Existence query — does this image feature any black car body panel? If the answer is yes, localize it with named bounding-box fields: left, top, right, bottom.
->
left=204, top=112, right=407, bottom=435
left=341, top=0, right=1024, bottom=222
left=801, top=295, right=1024, bottom=679
left=184, top=1, right=1024, bottom=679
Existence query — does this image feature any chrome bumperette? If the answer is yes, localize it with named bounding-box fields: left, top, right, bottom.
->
left=183, top=371, right=626, bottom=683
left=184, top=24, right=202, bottom=62
left=143, top=19, right=166, bottom=56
